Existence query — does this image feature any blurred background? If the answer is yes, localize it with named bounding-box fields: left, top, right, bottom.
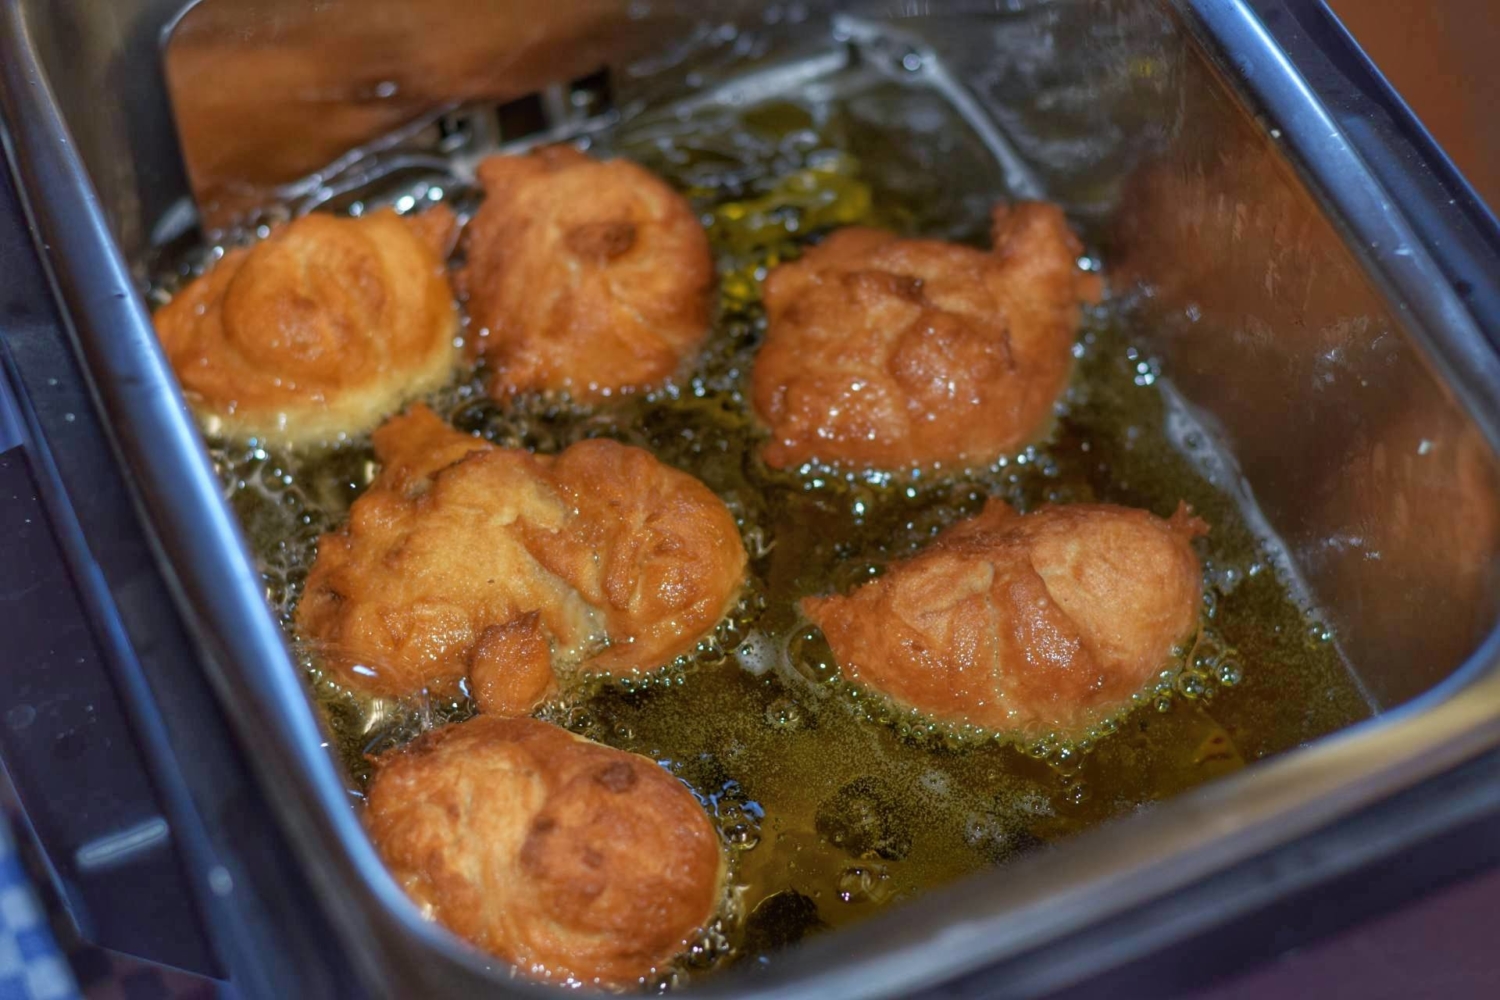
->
left=1330, top=0, right=1500, bottom=212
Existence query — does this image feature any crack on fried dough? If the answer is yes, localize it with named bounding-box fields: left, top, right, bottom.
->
left=752, top=202, right=1101, bottom=470
left=803, top=499, right=1207, bottom=736
left=153, top=207, right=459, bottom=444
left=365, top=716, right=724, bottom=987
left=296, top=405, right=746, bottom=709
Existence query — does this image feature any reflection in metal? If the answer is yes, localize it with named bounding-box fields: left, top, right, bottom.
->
left=75, top=817, right=171, bottom=872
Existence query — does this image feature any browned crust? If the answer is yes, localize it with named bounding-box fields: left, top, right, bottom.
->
left=365, top=716, right=725, bottom=986
left=153, top=207, right=459, bottom=444
left=803, top=499, right=1207, bottom=736
left=458, top=147, right=713, bottom=400
left=751, top=202, right=1101, bottom=470
left=295, top=405, right=747, bottom=703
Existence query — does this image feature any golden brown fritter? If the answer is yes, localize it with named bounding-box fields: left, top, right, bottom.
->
left=296, top=405, right=746, bottom=709
left=365, top=715, right=724, bottom=987
left=457, top=147, right=714, bottom=401
left=751, top=203, right=1100, bottom=470
left=154, top=207, right=459, bottom=445
left=803, top=499, right=1207, bottom=736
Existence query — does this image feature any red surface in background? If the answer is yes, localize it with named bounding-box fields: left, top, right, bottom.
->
left=1329, top=0, right=1500, bottom=213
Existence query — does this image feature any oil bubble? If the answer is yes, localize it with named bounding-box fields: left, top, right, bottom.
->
left=764, top=697, right=804, bottom=730
left=1217, top=658, right=1244, bottom=687
left=735, top=630, right=777, bottom=676
left=836, top=863, right=892, bottom=904
left=1176, top=671, right=1210, bottom=700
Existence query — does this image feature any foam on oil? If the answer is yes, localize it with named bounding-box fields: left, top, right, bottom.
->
left=152, top=59, right=1371, bottom=986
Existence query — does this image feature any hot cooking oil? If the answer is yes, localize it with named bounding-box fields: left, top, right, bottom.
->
left=151, top=55, right=1373, bottom=986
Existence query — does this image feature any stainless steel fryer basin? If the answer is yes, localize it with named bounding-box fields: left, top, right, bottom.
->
left=2, top=1, right=1499, bottom=997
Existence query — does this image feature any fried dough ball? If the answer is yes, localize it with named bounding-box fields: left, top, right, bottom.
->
left=457, top=147, right=714, bottom=400
left=296, top=405, right=746, bottom=710
left=751, top=203, right=1099, bottom=470
left=803, top=499, right=1207, bottom=736
left=154, top=207, right=459, bottom=445
left=366, top=715, right=724, bottom=987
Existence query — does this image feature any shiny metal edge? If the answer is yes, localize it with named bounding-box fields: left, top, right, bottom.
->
left=1294, top=0, right=1500, bottom=342
left=1186, top=0, right=1500, bottom=452
left=0, top=0, right=1497, bottom=998
left=0, top=2, right=515, bottom=996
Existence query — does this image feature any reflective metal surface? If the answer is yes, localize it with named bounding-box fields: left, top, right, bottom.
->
left=12, top=0, right=191, bottom=259
left=2, top=0, right=1499, bottom=997
left=1111, top=13, right=1500, bottom=707
left=164, top=0, right=731, bottom=228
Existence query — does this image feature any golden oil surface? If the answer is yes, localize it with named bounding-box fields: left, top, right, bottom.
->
left=157, top=64, right=1372, bottom=987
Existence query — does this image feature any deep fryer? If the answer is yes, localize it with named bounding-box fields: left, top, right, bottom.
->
left=1, top=1, right=1499, bottom=997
